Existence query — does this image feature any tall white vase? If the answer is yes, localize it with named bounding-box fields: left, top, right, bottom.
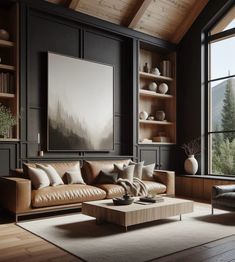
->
left=184, top=155, right=198, bottom=175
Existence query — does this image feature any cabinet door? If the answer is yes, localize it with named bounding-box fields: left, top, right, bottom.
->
left=139, top=147, right=160, bottom=168
left=159, top=146, right=176, bottom=170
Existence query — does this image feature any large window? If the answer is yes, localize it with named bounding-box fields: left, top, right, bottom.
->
left=208, top=6, right=235, bottom=176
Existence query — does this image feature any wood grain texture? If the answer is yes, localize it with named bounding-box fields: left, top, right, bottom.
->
left=0, top=222, right=81, bottom=262
left=82, top=197, right=193, bottom=227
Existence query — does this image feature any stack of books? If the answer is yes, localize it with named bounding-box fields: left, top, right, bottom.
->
left=135, top=196, right=164, bottom=205
left=160, top=60, right=171, bottom=77
left=0, top=72, right=14, bottom=93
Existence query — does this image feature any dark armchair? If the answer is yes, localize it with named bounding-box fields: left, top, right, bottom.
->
left=211, top=184, right=235, bottom=214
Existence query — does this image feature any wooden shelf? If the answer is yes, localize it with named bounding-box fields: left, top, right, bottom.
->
left=0, top=64, right=15, bottom=71
left=0, top=92, right=15, bottom=98
left=139, top=142, right=175, bottom=145
left=139, top=119, right=174, bottom=125
left=0, top=39, right=14, bottom=48
left=0, top=138, right=19, bottom=142
left=139, top=71, right=173, bottom=82
left=139, top=89, right=174, bottom=99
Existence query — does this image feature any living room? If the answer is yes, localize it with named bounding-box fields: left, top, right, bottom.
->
left=0, top=0, right=235, bottom=261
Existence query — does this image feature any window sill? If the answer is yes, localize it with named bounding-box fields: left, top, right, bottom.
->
left=176, top=174, right=235, bottom=181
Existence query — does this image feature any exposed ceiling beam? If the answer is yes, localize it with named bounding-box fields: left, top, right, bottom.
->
left=68, top=0, right=81, bottom=10
left=171, top=0, right=209, bottom=43
left=128, top=0, right=153, bottom=29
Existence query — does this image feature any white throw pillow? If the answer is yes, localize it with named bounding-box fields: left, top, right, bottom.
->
left=129, top=161, right=144, bottom=179
left=36, top=164, right=64, bottom=186
left=142, top=163, right=156, bottom=181
left=66, top=169, right=85, bottom=184
left=28, top=166, right=50, bottom=189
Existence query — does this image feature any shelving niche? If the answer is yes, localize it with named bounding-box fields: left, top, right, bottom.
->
left=0, top=3, right=19, bottom=140
left=138, top=42, right=176, bottom=145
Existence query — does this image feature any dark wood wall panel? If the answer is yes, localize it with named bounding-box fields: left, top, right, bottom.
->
left=0, top=144, right=17, bottom=176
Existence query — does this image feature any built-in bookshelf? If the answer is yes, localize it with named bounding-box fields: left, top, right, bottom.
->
left=138, top=42, right=176, bottom=145
left=0, top=3, right=19, bottom=140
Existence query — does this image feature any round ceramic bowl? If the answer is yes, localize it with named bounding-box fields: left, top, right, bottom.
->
left=112, top=197, right=134, bottom=205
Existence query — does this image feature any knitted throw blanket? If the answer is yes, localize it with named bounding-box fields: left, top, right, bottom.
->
left=116, top=177, right=148, bottom=196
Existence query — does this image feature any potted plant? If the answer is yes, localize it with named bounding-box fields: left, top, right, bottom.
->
left=0, top=104, right=16, bottom=138
left=181, top=138, right=200, bottom=175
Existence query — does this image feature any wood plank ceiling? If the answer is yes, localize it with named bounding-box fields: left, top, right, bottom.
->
left=46, top=0, right=209, bottom=43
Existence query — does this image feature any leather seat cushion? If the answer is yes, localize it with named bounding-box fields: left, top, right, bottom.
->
left=96, top=184, right=125, bottom=199
left=32, top=184, right=106, bottom=208
left=142, top=181, right=166, bottom=195
left=214, top=192, right=235, bottom=208
left=82, top=159, right=131, bottom=184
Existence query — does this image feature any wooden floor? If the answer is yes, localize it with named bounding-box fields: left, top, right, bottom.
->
left=0, top=211, right=235, bottom=262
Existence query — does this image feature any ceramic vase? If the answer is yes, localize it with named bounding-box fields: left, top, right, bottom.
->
left=139, top=111, right=148, bottom=120
left=155, top=110, right=165, bottom=121
left=184, top=155, right=198, bottom=175
left=0, top=29, right=10, bottom=40
left=148, top=82, right=157, bottom=92
left=158, top=83, right=168, bottom=94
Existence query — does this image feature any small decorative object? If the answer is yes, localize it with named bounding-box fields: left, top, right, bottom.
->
left=158, top=83, right=168, bottom=94
left=141, top=138, right=152, bottom=143
left=147, top=115, right=154, bottom=120
left=148, top=81, right=157, bottom=92
left=0, top=29, right=10, bottom=41
left=151, top=67, right=161, bottom=76
left=155, top=110, right=165, bottom=121
left=139, top=111, right=148, bottom=120
left=143, top=62, right=149, bottom=73
left=38, top=150, right=44, bottom=157
left=153, top=136, right=171, bottom=143
left=0, top=104, right=16, bottom=138
left=113, top=193, right=134, bottom=205
left=181, top=138, right=200, bottom=175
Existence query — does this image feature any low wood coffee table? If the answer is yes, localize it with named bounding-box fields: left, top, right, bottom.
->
left=82, top=197, right=194, bottom=231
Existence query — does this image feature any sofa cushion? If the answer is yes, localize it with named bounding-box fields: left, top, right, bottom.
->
left=142, top=163, right=156, bottom=181
left=36, top=164, right=64, bottom=186
left=142, top=181, right=166, bottom=195
left=23, top=161, right=81, bottom=181
left=31, top=184, right=106, bottom=208
left=82, top=159, right=131, bottom=184
left=28, top=166, right=50, bottom=189
left=66, top=169, right=85, bottom=185
left=129, top=161, right=144, bottom=179
left=95, top=171, right=118, bottom=184
left=114, top=164, right=135, bottom=182
left=96, top=184, right=125, bottom=199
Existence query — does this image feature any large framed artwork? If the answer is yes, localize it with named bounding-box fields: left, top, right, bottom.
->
left=47, top=52, right=114, bottom=151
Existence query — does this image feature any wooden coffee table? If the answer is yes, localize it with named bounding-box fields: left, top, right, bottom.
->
left=82, top=197, right=194, bottom=231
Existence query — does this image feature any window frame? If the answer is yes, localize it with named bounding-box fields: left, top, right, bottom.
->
left=206, top=8, right=235, bottom=177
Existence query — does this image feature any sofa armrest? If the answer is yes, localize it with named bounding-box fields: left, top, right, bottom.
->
left=212, top=184, right=235, bottom=199
left=153, top=170, right=175, bottom=196
left=0, top=177, right=31, bottom=213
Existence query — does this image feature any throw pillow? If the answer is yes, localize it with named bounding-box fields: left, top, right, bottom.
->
left=95, top=171, right=118, bottom=184
left=36, top=164, right=64, bottom=186
left=28, top=166, right=50, bottom=189
left=129, top=161, right=144, bottom=179
left=142, top=163, right=156, bottom=181
left=114, top=164, right=135, bottom=182
left=65, top=169, right=85, bottom=184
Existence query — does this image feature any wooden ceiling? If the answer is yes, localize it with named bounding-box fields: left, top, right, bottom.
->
left=46, top=0, right=209, bottom=43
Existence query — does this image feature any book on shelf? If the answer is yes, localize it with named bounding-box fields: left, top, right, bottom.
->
left=160, top=60, right=171, bottom=77
left=0, top=72, right=14, bottom=94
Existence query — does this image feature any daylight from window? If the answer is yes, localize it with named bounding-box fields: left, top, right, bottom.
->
left=209, top=13, right=235, bottom=176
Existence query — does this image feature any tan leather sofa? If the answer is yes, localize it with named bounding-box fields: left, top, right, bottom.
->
left=0, top=159, right=175, bottom=221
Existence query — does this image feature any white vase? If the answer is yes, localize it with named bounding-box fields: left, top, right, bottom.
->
left=184, top=155, right=198, bottom=175
left=139, top=111, right=148, bottom=120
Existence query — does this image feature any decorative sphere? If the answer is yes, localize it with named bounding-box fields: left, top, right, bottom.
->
left=139, top=111, right=148, bottom=120
left=148, top=82, right=157, bottom=92
left=158, top=83, right=168, bottom=94
left=155, top=110, right=165, bottom=121
left=0, top=29, right=10, bottom=41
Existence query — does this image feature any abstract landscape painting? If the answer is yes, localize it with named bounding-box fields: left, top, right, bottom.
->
left=47, top=52, right=114, bottom=151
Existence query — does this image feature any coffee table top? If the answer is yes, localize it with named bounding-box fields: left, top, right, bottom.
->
left=82, top=197, right=193, bottom=213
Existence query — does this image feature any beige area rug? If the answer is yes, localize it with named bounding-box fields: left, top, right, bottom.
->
left=17, top=203, right=235, bottom=262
